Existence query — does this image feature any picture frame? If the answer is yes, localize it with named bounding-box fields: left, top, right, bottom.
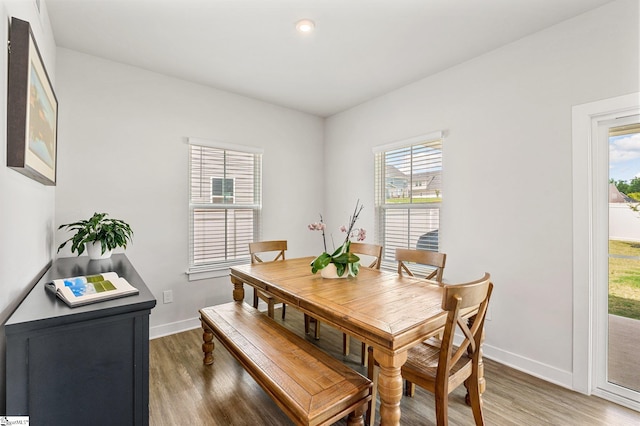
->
left=7, top=17, right=58, bottom=186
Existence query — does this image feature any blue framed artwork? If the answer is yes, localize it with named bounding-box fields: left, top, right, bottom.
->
left=7, top=17, right=58, bottom=186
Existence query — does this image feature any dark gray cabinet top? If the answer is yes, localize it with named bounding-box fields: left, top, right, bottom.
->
left=5, top=254, right=157, bottom=335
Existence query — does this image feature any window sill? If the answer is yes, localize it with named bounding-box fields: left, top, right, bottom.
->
left=186, top=267, right=231, bottom=281
left=187, top=258, right=250, bottom=281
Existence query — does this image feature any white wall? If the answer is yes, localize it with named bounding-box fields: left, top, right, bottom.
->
left=0, top=0, right=57, bottom=412
left=323, top=0, right=639, bottom=389
left=54, top=49, right=325, bottom=337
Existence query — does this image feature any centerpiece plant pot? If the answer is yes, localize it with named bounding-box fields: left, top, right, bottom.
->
left=57, top=212, right=133, bottom=260
left=320, top=262, right=348, bottom=279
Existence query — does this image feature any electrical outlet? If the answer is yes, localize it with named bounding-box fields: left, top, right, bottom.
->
left=163, top=290, right=173, bottom=304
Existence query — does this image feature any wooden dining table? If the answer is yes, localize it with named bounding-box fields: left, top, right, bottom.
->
left=228, top=256, right=463, bottom=425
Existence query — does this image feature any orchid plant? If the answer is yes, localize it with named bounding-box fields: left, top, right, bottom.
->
left=309, top=200, right=366, bottom=277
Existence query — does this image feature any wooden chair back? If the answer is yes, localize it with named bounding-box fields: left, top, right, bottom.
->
left=396, top=248, right=446, bottom=282
left=349, top=242, right=383, bottom=269
left=249, top=240, right=287, bottom=264
left=422, top=273, right=492, bottom=425
left=248, top=240, right=288, bottom=319
left=439, top=274, right=493, bottom=382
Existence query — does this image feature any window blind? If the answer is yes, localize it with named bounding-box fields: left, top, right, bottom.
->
left=374, top=135, right=442, bottom=265
left=188, top=140, right=262, bottom=272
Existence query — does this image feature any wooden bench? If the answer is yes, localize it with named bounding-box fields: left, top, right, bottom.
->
left=200, top=302, right=372, bottom=426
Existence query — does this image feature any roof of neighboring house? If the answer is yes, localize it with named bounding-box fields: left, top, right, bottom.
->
left=411, top=171, right=442, bottom=191
left=385, top=164, right=407, bottom=179
left=385, top=165, right=442, bottom=190
left=609, top=184, right=634, bottom=203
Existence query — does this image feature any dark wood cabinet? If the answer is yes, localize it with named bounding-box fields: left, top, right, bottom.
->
left=5, top=254, right=156, bottom=425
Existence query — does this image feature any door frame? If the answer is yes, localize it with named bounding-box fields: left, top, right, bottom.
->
left=572, top=92, right=640, bottom=411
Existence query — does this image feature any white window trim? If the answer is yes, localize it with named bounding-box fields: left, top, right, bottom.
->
left=372, top=131, right=443, bottom=154
left=186, top=137, right=263, bottom=278
left=188, top=137, right=264, bottom=155
left=373, top=131, right=444, bottom=264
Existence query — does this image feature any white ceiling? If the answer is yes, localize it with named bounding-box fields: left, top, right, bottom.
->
left=46, top=0, right=615, bottom=117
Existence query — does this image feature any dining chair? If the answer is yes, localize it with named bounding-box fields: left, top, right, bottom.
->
left=345, top=242, right=383, bottom=365
left=366, top=273, right=493, bottom=426
left=248, top=240, right=288, bottom=320
left=396, top=247, right=447, bottom=282
left=396, top=247, right=448, bottom=348
left=349, top=242, right=383, bottom=269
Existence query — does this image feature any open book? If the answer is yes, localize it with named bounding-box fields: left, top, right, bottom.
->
left=45, top=272, right=139, bottom=307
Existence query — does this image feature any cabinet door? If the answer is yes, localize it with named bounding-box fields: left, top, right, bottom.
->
left=24, top=314, right=145, bottom=425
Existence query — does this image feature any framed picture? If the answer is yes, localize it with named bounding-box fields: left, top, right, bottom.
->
left=7, top=17, right=58, bottom=185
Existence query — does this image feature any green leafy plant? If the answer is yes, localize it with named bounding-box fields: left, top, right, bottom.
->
left=57, top=212, right=133, bottom=256
left=308, top=200, right=365, bottom=277
left=310, top=241, right=361, bottom=277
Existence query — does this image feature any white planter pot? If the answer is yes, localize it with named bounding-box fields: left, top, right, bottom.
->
left=86, top=241, right=113, bottom=260
left=320, top=263, right=349, bottom=279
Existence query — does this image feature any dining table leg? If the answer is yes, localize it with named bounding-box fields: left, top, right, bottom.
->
left=373, top=348, right=407, bottom=426
left=231, top=276, right=245, bottom=302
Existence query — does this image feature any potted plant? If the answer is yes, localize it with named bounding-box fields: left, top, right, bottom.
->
left=308, top=200, right=366, bottom=278
left=57, top=212, right=133, bottom=260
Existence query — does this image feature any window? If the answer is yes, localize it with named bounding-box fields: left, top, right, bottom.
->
left=211, top=177, right=235, bottom=203
left=374, top=132, right=443, bottom=266
left=188, top=138, right=262, bottom=274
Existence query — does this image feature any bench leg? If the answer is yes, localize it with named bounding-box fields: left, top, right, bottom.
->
left=346, top=402, right=366, bottom=426
left=202, top=322, right=215, bottom=365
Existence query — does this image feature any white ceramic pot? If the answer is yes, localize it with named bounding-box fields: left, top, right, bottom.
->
left=320, top=263, right=348, bottom=279
left=86, top=241, right=113, bottom=260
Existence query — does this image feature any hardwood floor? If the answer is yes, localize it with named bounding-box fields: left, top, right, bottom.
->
left=149, top=307, right=640, bottom=425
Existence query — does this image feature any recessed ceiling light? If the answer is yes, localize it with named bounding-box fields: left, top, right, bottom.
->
left=296, top=19, right=315, bottom=33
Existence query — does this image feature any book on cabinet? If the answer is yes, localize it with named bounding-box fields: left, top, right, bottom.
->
left=45, top=271, right=139, bottom=307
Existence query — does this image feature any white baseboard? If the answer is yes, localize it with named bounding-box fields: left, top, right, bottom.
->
left=482, top=343, right=573, bottom=390
left=150, top=317, right=201, bottom=339
left=149, top=301, right=276, bottom=340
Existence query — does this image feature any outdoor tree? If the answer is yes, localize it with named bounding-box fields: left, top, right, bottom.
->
left=628, top=177, right=640, bottom=193
left=612, top=178, right=630, bottom=195
left=611, top=177, right=640, bottom=195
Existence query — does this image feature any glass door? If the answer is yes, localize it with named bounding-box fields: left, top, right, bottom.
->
left=602, top=118, right=640, bottom=405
